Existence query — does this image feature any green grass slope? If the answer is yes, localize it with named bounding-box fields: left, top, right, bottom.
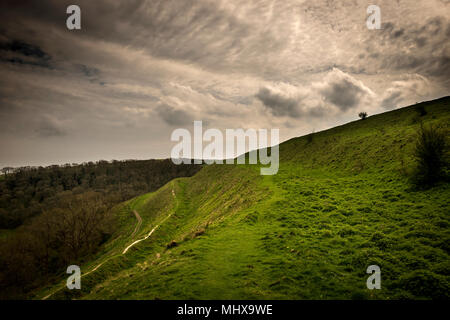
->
left=37, top=97, right=450, bottom=300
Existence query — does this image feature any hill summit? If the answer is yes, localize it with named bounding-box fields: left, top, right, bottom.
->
left=39, top=97, right=450, bottom=300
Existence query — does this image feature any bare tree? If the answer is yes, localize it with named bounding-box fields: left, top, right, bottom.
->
left=1, top=167, right=14, bottom=177
left=358, top=112, right=368, bottom=120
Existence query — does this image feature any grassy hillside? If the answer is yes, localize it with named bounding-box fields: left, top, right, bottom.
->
left=37, top=97, right=450, bottom=300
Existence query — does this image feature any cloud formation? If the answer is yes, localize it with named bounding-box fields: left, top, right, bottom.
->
left=317, top=68, right=375, bottom=112
left=0, top=39, right=52, bottom=68
left=156, top=103, right=194, bottom=126
left=256, top=87, right=301, bottom=118
left=256, top=68, right=376, bottom=119
left=0, top=0, right=448, bottom=167
left=35, top=116, right=67, bottom=137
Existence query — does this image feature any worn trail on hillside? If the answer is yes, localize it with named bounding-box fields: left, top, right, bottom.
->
left=130, top=210, right=142, bottom=238
left=42, top=188, right=176, bottom=300
left=122, top=189, right=175, bottom=254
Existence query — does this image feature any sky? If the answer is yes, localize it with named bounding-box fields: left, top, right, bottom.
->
left=0, top=0, right=449, bottom=168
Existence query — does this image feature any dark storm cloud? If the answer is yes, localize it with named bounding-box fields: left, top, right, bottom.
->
left=381, top=91, right=402, bottom=109
left=319, top=77, right=365, bottom=111
left=255, top=79, right=363, bottom=119
left=382, top=17, right=445, bottom=42
left=306, top=104, right=331, bottom=118
left=322, top=82, right=361, bottom=110
left=255, top=88, right=301, bottom=118
left=0, top=39, right=52, bottom=68
left=76, top=64, right=105, bottom=84
left=35, top=117, right=67, bottom=137
left=156, top=103, right=193, bottom=126
left=0, top=0, right=290, bottom=77
left=78, top=64, right=100, bottom=78
left=427, top=56, right=450, bottom=78
left=370, top=16, right=450, bottom=82
left=0, top=1, right=229, bottom=68
left=0, top=40, right=50, bottom=59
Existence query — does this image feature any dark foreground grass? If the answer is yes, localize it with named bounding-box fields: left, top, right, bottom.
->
left=36, top=97, right=450, bottom=300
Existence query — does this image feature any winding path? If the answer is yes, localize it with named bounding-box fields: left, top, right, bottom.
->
left=122, top=189, right=175, bottom=254
left=130, top=210, right=142, bottom=238
left=42, top=188, right=176, bottom=300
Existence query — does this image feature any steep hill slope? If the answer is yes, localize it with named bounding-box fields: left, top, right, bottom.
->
left=37, top=97, right=450, bottom=300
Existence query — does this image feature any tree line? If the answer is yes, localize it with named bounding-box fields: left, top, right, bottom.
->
left=0, top=159, right=200, bottom=228
left=0, top=159, right=202, bottom=299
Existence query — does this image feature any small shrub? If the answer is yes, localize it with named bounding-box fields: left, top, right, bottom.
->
left=350, top=290, right=368, bottom=300
left=338, top=226, right=356, bottom=237
left=396, top=270, right=449, bottom=299
left=412, top=124, right=448, bottom=187
left=415, top=104, right=427, bottom=117
left=358, top=112, right=368, bottom=120
left=167, top=240, right=178, bottom=248
left=399, top=157, right=410, bottom=177
left=306, top=133, right=313, bottom=144
left=244, top=211, right=259, bottom=224
left=193, top=228, right=205, bottom=238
